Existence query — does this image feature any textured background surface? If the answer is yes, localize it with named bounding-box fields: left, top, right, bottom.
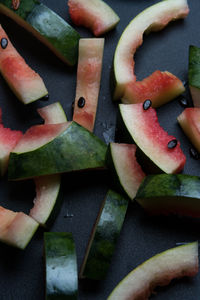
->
left=0, top=0, right=199, bottom=299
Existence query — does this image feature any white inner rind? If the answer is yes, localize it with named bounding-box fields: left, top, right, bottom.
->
left=108, top=242, right=198, bottom=300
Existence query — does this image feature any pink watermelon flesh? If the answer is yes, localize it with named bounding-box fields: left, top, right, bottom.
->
left=13, top=123, right=70, bottom=153
left=178, top=108, right=200, bottom=152
left=120, top=103, right=186, bottom=174
left=0, top=25, right=48, bottom=104
left=123, top=70, right=185, bottom=107
left=108, top=242, right=198, bottom=300
left=0, top=108, right=22, bottom=175
left=73, top=38, right=104, bottom=132
left=110, top=143, right=145, bottom=199
left=68, top=0, right=119, bottom=36
left=0, top=206, right=38, bottom=249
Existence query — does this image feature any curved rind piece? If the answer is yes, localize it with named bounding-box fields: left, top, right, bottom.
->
left=68, top=0, right=120, bottom=36
left=108, top=242, right=198, bottom=300
left=114, top=0, right=189, bottom=103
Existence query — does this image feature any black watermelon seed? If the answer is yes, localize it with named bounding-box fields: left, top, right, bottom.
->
left=168, top=139, right=178, bottom=149
left=143, top=99, right=152, bottom=110
left=78, top=97, right=85, bottom=108
left=179, top=97, right=188, bottom=108
left=1, top=38, right=8, bottom=49
left=190, top=147, right=199, bottom=160
left=41, top=94, right=49, bottom=101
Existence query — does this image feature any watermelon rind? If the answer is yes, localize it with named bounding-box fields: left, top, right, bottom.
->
left=0, top=0, right=80, bottom=66
left=8, top=121, right=107, bottom=180
left=119, top=103, right=186, bottom=174
left=68, top=0, right=120, bottom=36
left=108, top=242, right=198, bottom=300
left=177, top=107, right=200, bottom=153
left=79, top=189, right=129, bottom=280
left=44, top=232, right=78, bottom=299
left=29, top=103, right=68, bottom=226
left=189, top=45, right=200, bottom=107
left=0, top=207, right=39, bottom=249
left=37, top=102, right=67, bottom=124
left=106, top=143, right=145, bottom=200
left=136, top=174, right=200, bottom=217
left=113, top=0, right=189, bottom=102
left=73, top=38, right=104, bottom=132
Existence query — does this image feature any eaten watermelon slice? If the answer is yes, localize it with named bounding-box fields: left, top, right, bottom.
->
left=0, top=206, right=38, bottom=249
left=177, top=108, right=200, bottom=152
left=119, top=103, right=186, bottom=174
left=68, top=0, right=120, bottom=36
left=106, top=143, right=145, bottom=200
left=73, top=38, right=104, bottom=132
left=113, top=0, right=189, bottom=106
left=0, top=108, right=22, bottom=176
left=0, top=25, right=48, bottom=104
left=108, top=242, right=198, bottom=300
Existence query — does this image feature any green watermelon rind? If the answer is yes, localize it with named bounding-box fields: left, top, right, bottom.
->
left=0, top=0, right=80, bottom=65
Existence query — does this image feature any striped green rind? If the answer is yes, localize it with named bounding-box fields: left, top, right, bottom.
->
left=136, top=174, right=200, bottom=217
left=8, top=121, right=107, bottom=180
left=0, top=0, right=80, bottom=65
left=189, top=45, right=200, bottom=89
left=80, top=189, right=129, bottom=280
left=44, top=232, right=78, bottom=300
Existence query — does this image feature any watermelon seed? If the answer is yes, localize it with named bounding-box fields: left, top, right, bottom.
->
left=190, top=147, right=199, bottom=160
left=167, top=139, right=177, bottom=149
left=179, top=97, right=188, bottom=108
left=0, top=38, right=8, bottom=49
left=143, top=99, right=152, bottom=110
left=78, top=97, right=85, bottom=108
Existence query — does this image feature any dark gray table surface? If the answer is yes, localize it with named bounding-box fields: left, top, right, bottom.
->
left=0, top=0, right=199, bottom=299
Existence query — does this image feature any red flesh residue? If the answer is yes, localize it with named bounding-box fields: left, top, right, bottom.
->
left=124, top=70, right=183, bottom=106
left=68, top=0, right=104, bottom=36
left=0, top=108, right=22, bottom=149
left=1, top=56, right=38, bottom=83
